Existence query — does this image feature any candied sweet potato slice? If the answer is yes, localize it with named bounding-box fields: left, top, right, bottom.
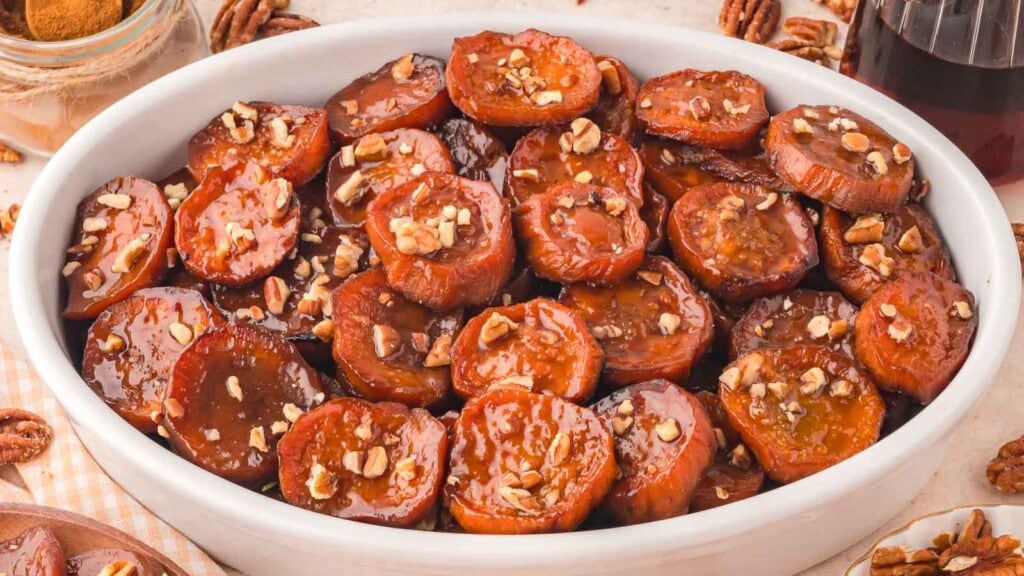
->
left=175, top=161, right=301, bottom=286
left=639, top=140, right=727, bottom=203
left=592, top=380, right=717, bottom=524
left=589, top=55, right=641, bottom=141
left=730, top=289, right=858, bottom=360
left=326, top=128, right=455, bottom=228
left=636, top=70, right=769, bottom=150
left=67, top=549, right=158, bottom=576
left=365, top=172, right=516, bottom=309
left=764, top=105, right=915, bottom=214
left=331, top=268, right=462, bottom=409
left=514, top=182, right=648, bottom=286
left=504, top=120, right=644, bottom=207
left=163, top=323, right=325, bottom=488
left=435, top=117, right=509, bottom=191
left=640, top=184, right=670, bottom=254
left=718, top=346, right=885, bottom=483
left=559, top=256, right=714, bottom=388
left=326, top=54, right=454, bottom=144
left=62, top=177, right=174, bottom=320
left=853, top=272, right=977, bottom=404
left=445, top=387, right=616, bottom=534
left=188, top=101, right=331, bottom=187
left=668, top=182, right=818, bottom=303
left=450, top=298, right=603, bottom=403
left=82, top=287, right=225, bottom=434
left=277, top=397, right=448, bottom=527
left=0, top=526, right=65, bottom=576
left=689, top=390, right=766, bottom=511
left=446, top=29, right=602, bottom=127
left=820, top=204, right=955, bottom=303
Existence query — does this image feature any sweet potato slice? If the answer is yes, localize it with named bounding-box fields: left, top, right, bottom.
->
left=325, top=128, right=455, bottom=228
left=730, top=289, right=858, bottom=360
left=326, top=54, right=454, bottom=144
left=559, top=256, right=714, bottom=388
left=63, top=177, right=174, bottom=319
left=592, top=380, right=717, bottom=524
left=331, top=268, right=463, bottom=409
left=853, top=272, right=977, bottom=404
left=589, top=55, right=641, bottom=141
left=446, top=29, right=602, bottom=127
left=435, top=117, right=509, bottom=191
left=82, top=287, right=225, bottom=434
left=504, top=121, right=644, bottom=207
left=188, top=101, right=331, bottom=187
left=277, top=397, right=448, bottom=527
left=689, top=391, right=765, bottom=511
left=364, top=172, right=516, bottom=309
left=175, top=161, right=301, bottom=286
left=819, top=204, right=955, bottom=303
left=450, top=298, right=603, bottom=403
left=718, top=346, right=885, bottom=483
left=163, top=323, right=326, bottom=488
left=445, top=387, right=616, bottom=534
left=514, top=182, right=648, bottom=286
left=668, top=182, right=818, bottom=303
left=636, top=70, right=769, bottom=150
left=0, top=526, right=65, bottom=576
left=764, top=105, right=915, bottom=214
left=639, top=140, right=727, bottom=203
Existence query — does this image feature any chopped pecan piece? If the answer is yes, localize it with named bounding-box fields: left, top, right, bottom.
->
left=0, top=408, right=53, bottom=464
left=0, top=140, right=21, bottom=163
left=719, top=0, right=781, bottom=44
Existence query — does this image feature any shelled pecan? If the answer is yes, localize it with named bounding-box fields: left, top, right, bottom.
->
left=719, top=0, right=781, bottom=45
left=783, top=16, right=838, bottom=47
left=766, top=38, right=831, bottom=66
left=0, top=203, right=19, bottom=237
left=988, top=434, right=1024, bottom=492
left=0, top=140, right=21, bottom=163
left=260, top=12, right=319, bottom=38
left=0, top=408, right=53, bottom=464
left=811, top=0, right=857, bottom=23
left=210, top=0, right=318, bottom=53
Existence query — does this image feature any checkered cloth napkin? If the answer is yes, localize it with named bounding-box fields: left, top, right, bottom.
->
left=0, top=342, right=227, bottom=576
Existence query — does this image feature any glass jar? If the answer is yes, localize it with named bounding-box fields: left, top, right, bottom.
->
left=0, top=0, right=206, bottom=156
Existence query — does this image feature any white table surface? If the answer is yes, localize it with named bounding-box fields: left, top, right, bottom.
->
left=2, top=1, right=1023, bottom=574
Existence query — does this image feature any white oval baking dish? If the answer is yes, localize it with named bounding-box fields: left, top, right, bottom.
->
left=9, top=12, right=1021, bottom=576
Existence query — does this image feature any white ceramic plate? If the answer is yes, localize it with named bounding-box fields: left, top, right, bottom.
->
left=9, top=12, right=1021, bottom=576
left=846, top=505, right=1024, bottom=575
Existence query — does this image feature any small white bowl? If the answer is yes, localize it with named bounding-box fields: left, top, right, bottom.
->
left=846, top=505, right=1024, bottom=575
left=9, top=12, right=1021, bottom=576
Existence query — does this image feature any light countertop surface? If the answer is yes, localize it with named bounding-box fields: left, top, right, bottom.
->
left=1, top=1, right=1022, bottom=574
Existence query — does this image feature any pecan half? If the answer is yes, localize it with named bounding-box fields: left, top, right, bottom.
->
left=259, top=12, right=319, bottom=38
left=210, top=0, right=275, bottom=54
left=767, top=39, right=831, bottom=66
left=1013, top=224, right=1024, bottom=275
left=0, top=140, right=21, bottom=163
left=812, top=0, right=857, bottom=23
left=0, top=408, right=53, bottom=465
left=988, top=435, right=1024, bottom=493
left=719, top=0, right=782, bottom=45
left=783, top=17, right=838, bottom=47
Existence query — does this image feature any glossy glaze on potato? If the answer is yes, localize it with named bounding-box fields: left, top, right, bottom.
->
left=765, top=105, right=915, bottom=214
left=636, top=70, right=769, bottom=150
left=331, top=268, right=463, bottom=409
left=435, top=117, right=509, bottom=191
left=639, top=185, right=670, bottom=254
left=163, top=323, right=325, bottom=488
left=668, top=182, right=819, bottom=303
left=277, top=397, right=448, bottom=527
left=63, top=177, right=174, bottom=319
left=592, top=380, right=717, bottom=524
left=853, top=272, right=977, bottom=404
left=514, top=182, right=648, bottom=285
left=451, top=298, right=603, bottom=403
left=559, top=256, right=714, bottom=387
left=82, top=287, right=225, bottom=434
left=718, top=346, right=885, bottom=483
left=688, top=392, right=765, bottom=512
left=365, top=172, right=515, bottom=309
left=175, top=161, right=301, bottom=286
left=446, top=29, right=601, bottom=127
left=730, top=289, right=858, bottom=359
left=445, top=387, right=616, bottom=533
left=589, top=55, right=641, bottom=141
left=639, top=140, right=727, bottom=203
left=0, top=526, right=65, bottom=576
left=326, top=54, right=454, bottom=144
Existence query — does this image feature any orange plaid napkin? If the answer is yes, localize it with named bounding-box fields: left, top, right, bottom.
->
left=0, top=342, right=227, bottom=576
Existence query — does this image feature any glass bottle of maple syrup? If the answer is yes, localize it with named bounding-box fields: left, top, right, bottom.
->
left=841, top=0, right=1024, bottom=186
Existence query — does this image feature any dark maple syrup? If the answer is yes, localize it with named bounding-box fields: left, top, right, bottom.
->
left=841, top=0, right=1024, bottom=185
